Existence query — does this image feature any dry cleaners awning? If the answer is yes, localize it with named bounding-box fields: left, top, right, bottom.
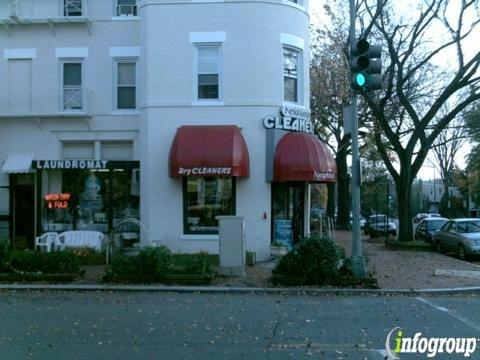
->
left=273, top=132, right=336, bottom=182
left=169, top=125, right=250, bottom=177
left=1, top=153, right=34, bottom=173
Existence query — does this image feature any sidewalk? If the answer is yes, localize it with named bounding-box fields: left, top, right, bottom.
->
left=74, top=231, right=480, bottom=290
left=334, top=230, right=480, bottom=289
left=3, top=231, right=480, bottom=292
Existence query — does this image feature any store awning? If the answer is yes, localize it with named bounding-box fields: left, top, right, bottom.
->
left=273, top=132, right=336, bottom=182
left=169, top=125, right=250, bottom=177
left=1, top=153, right=34, bottom=174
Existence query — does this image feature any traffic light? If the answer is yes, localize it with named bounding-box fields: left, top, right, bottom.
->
left=350, top=39, right=382, bottom=91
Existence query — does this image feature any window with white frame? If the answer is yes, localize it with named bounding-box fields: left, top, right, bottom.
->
left=116, top=61, right=136, bottom=109
left=197, top=46, right=220, bottom=100
left=62, top=141, right=94, bottom=159
left=116, top=0, right=137, bottom=16
left=283, top=47, right=300, bottom=103
left=62, top=62, right=83, bottom=110
left=64, top=0, right=82, bottom=17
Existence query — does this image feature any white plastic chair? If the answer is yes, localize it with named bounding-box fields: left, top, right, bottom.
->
left=35, top=232, right=58, bottom=252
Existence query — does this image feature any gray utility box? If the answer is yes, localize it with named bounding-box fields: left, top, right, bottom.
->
left=216, top=216, right=245, bottom=276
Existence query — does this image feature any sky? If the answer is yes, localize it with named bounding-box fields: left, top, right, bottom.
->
left=307, top=0, right=472, bottom=181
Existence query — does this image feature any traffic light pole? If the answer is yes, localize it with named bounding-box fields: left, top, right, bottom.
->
left=349, top=0, right=367, bottom=277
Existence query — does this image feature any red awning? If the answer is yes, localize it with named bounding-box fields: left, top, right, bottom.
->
left=169, top=125, right=250, bottom=177
left=273, top=132, right=336, bottom=182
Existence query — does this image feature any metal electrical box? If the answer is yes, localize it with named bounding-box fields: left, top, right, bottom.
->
left=216, top=216, right=245, bottom=276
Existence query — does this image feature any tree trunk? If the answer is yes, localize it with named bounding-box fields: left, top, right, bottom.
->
left=395, top=173, right=414, bottom=242
left=336, top=149, right=350, bottom=229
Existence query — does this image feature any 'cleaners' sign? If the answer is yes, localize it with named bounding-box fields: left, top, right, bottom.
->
left=263, top=106, right=313, bottom=134
left=177, top=167, right=232, bottom=176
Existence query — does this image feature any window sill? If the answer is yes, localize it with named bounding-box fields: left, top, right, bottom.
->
left=111, top=16, right=140, bottom=21
left=181, top=234, right=219, bottom=241
left=191, top=100, right=224, bottom=107
left=111, top=110, right=140, bottom=115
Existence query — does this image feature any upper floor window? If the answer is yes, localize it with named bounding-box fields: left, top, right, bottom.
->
left=64, top=0, right=82, bottom=17
left=116, top=0, right=137, bottom=16
left=283, top=47, right=300, bottom=103
left=197, top=46, right=220, bottom=100
left=62, top=62, right=83, bottom=110
left=116, top=61, right=137, bottom=109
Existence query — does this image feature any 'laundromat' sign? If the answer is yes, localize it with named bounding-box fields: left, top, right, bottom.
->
left=34, top=160, right=108, bottom=170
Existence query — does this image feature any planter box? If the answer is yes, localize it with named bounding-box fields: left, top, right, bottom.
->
left=103, top=273, right=213, bottom=285
left=0, top=273, right=79, bottom=283
left=385, top=239, right=433, bottom=251
left=271, top=274, right=378, bottom=288
left=270, top=246, right=289, bottom=257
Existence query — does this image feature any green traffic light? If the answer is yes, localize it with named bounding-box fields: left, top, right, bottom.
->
left=355, top=73, right=366, bottom=87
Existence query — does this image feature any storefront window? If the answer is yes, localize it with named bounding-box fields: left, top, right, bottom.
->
left=183, top=177, right=235, bottom=234
left=41, top=169, right=139, bottom=234
left=271, top=183, right=304, bottom=247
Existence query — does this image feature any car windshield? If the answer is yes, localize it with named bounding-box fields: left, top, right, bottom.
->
left=457, top=220, right=480, bottom=233
left=370, top=215, right=386, bottom=222
left=428, top=220, right=447, bottom=230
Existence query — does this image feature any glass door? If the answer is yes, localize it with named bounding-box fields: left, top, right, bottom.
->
left=272, top=183, right=305, bottom=247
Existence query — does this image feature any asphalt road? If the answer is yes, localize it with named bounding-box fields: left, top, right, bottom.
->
left=0, top=291, right=479, bottom=360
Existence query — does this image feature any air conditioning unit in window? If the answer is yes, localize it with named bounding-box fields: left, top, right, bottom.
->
left=131, top=168, right=140, bottom=196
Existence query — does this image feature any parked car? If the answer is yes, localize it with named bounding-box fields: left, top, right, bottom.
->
left=365, top=214, right=397, bottom=236
left=413, top=213, right=430, bottom=223
left=414, top=217, right=448, bottom=243
left=433, top=218, right=480, bottom=260
left=349, top=215, right=366, bottom=230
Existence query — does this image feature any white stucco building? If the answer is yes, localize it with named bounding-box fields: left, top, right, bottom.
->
left=0, top=0, right=336, bottom=260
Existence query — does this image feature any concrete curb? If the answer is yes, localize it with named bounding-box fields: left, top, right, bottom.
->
left=0, top=284, right=480, bottom=296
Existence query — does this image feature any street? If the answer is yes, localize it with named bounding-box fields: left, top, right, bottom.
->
left=0, top=291, right=479, bottom=359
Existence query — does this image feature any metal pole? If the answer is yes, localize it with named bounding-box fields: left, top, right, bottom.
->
left=349, top=0, right=366, bottom=277
left=386, top=177, right=389, bottom=242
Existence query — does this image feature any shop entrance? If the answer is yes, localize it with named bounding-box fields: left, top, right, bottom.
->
left=271, top=183, right=304, bottom=247
left=11, top=174, right=35, bottom=248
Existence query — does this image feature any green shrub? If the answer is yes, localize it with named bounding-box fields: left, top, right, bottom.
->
left=0, top=240, right=10, bottom=271
left=273, top=235, right=341, bottom=285
left=108, top=254, right=136, bottom=276
left=183, top=253, right=212, bottom=275
left=136, top=246, right=171, bottom=277
left=5, top=250, right=80, bottom=274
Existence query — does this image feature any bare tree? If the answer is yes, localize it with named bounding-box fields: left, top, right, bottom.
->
left=310, top=6, right=352, bottom=228
left=357, top=0, right=480, bottom=241
left=431, top=117, right=468, bottom=214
